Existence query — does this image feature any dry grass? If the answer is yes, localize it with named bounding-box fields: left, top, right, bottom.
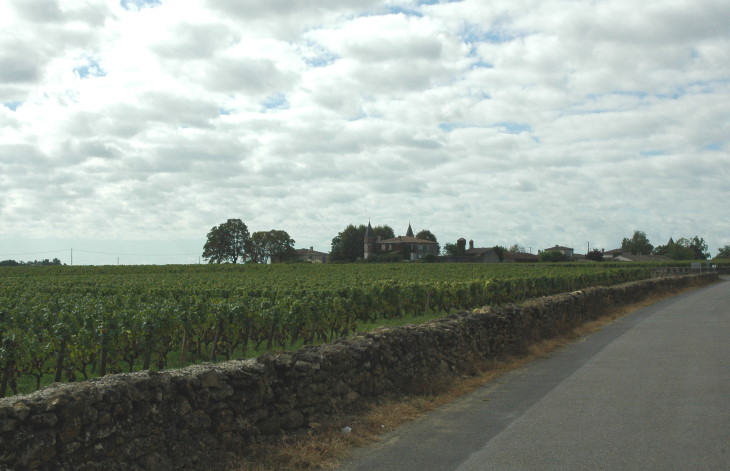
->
left=229, top=287, right=697, bottom=471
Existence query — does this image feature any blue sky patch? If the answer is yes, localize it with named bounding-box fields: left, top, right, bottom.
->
left=388, top=6, right=423, bottom=17
left=303, top=41, right=339, bottom=68
left=470, top=59, right=494, bottom=69
left=703, top=143, right=723, bottom=151
left=74, top=59, right=106, bottom=79
left=304, top=54, right=339, bottom=68
left=460, top=22, right=521, bottom=45
left=262, top=94, right=288, bottom=111
left=120, top=0, right=161, bottom=10
left=2, top=102, right=22, bottom=111
left=494, top=122, right=531, bottom=134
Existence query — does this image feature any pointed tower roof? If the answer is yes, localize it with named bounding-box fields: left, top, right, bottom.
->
left=406, top=223, right=414, bottom=237
left=365, top=221, right=375, bottom=238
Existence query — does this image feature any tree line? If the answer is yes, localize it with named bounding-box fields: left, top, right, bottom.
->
left=620, top=231, right=722, bottom=260
left=202, top=219, right=730, bottom=265
left=202, top=219, right=296, bottom=264
left=0, top=258, right=63, bottom=267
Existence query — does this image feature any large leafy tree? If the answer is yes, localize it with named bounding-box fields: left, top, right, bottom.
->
left=621, top=230, right=654, bottom=255
left=373, top=225, right=395, bottom=240
left=653, top=236, right=709, bottom=260
left=415, top=229, right=437, bottom=242
left=508, top=243, right=526, bottom=253
left=202, top=219, right=251, bottom=264
left=586, top=249, right=605, bottom=262
left=716, top=244, right=730, bottom=259
left=416, top=229, right=439, bottom=254
left=442, top=242, right=457, bottom=256
left=330, top=224, right=366, bottom=262
left=679, top=236, right=709, bottom=260
left=250, top=230, right=296, bottom=264
left=493, top=245, right=506, bottom=262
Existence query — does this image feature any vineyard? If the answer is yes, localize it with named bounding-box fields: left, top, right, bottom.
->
left=0, top=263, right=654, bottom=397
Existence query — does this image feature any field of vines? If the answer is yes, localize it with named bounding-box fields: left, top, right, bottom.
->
left=0, top=262, right=654, bottom=397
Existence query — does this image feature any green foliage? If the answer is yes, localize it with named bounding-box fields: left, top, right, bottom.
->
left=715, top=244, right=730, bottom=259
left=493, top=245, right=506, bottom=262
left=586, top=249, right=605, bottom=262
left=654, top=236, right=709, bottom=260
left=442, top=242, right=457, bottom=256
left=621, top=230, right=654, bottom=255
left=250, top=229, right=296, bottom=264
left=421, top=253, right=437, bottom=263
left=202, top=219, right=251, bottom=264
left=373, top=225, right=395, bottom=240
left=539, top=250, right=567, bottom=262
left=415, top=229, right=437, bottom=242
left=0, top=263, right=656, bottom=396
left=0, top=259, right=62, bottom=266
left=508, top=243, right=525, bottom=253
left=330, top=224, right=366, bottom=262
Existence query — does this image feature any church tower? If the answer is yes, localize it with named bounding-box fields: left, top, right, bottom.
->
left=406, top=223, right=414, bottom=237
left=364, top=221, right=377, bottom=260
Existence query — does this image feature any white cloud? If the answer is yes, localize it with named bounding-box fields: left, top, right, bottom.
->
left=1, top=0, right=729, bottom=262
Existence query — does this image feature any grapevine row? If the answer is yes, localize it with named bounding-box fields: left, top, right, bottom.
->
left=0, top=264, right=651, bottom=396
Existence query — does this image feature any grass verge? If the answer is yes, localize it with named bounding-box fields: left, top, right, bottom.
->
left=229, top=286, right=700, bottom=471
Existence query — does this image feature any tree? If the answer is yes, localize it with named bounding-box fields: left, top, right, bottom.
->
left=716, top=245, right=730, bottom=259
left=621, top=230, right=653, bottom=255
left=586, top=249, right=604, bottom=262
left=202, top=219, right=251, bottom=264
left=508, top=243, right=526, bottom=253
left=373, top=225, right=395, bottom=240
left=416, top=229, right=439, bottom=254
left=493, top=245, right=506, bottom=262
left=442, top=242, right=457, bottom=256
left=250, top=230, right=296, bottom=264
left=654, top=236, right=709, bottom=260
left=416, top=229, right=437, bottom=242
left=539, top=250, right=567, bottom=262
left=330, top=224, right=366, bottom=262
left=686, top=236, right=710, bottom=260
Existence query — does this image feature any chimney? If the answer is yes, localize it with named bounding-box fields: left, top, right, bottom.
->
left=469, top=240, right=474, bottom=250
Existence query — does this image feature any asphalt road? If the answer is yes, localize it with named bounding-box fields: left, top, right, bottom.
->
left=336, top=279, right=730, bottom=471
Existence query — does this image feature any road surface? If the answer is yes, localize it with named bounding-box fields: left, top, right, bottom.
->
left=337, top=279, right=730, bottom=471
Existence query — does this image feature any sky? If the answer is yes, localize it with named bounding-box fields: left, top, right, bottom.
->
left=1, top=0, right=729, bottom=265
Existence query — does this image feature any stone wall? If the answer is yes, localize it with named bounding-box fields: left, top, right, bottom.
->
left=0, top=274, right=717, bottom=471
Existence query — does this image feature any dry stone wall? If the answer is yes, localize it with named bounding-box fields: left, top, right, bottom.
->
left=0, top=274, right=717, bottom=470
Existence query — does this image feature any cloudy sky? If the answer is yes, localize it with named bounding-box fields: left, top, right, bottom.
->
left=1, top=0, right=728, bottom=264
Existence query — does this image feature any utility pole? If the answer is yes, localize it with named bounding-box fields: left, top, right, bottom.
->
left=71, top=248, right=73, bottom=266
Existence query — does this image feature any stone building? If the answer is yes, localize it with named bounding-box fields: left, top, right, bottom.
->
left=295, top=247, right=329, bottom=263
left=364, top=223, right=439, bottom=261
